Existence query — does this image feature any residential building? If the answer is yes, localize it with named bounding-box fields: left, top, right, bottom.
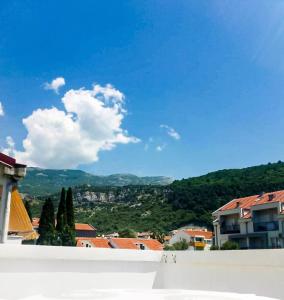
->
left=76, top=237, right=163, bottom=250
left=0, top=152, right=35, bottom=243
left=169, top=228, right=213, bottom=250
left=110, top=238, right=163, bottom=250
left=75, top=223, right=97, bottom=238
left=76, top=237, right=111, bottom=248
left=213, top=189, right=284, bottom=249
left=33, top=219, right=96, bottom=238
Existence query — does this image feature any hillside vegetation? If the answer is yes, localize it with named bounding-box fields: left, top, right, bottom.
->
left=19, top=168, right=173, bottom=196
left=27, top=161, right=284, bottom=234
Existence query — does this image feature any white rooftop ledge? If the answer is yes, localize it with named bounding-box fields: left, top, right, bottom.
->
left=0, top=245, right=282, bottom=299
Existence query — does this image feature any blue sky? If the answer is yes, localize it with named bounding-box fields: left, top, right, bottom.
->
left=1, top=1, right=284, bottom=179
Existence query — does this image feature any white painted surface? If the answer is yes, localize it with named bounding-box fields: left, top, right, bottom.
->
left=154, top=250, right=284, bottom=299
left=5, top=290, right=275, bottom=300
left=0, top=245, right=282, bottom=299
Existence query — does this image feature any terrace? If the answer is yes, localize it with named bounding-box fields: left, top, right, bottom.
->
left=0, top=244, right=282, bottom=299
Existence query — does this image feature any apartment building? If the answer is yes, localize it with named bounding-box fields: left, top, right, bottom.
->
left=213, top=190, right=284, bottom=249
left=169, top=228, right=213, bottom=250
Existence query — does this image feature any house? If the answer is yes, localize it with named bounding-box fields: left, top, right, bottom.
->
left=33, top=219, right=96, bottom=238
left=169, top=228, right=213, bottom=250
left=212, top=190, right=284, bottom=249
left=75, top=223, right=97, bottom=238
left=0, top=152, right=36, bottom=243
left=110, top=238, right=163, bottom=251
left=76, top=237, right=163, bottom=250
left=76, top=237, right=111, bottom=248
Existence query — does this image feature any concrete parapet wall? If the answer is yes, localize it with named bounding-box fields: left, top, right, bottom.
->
left=0, top=245, right=282, bottom=299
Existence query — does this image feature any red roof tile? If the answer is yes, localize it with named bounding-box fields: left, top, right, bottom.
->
left=75, top=223, right=96, bottom=231
left=110, top=238, right=163, bottom=250
left=183, top=229, right=213, bottom=239
left=76, top=238, right=111, bottom=248
left=220, top=190, right=284, bottom=212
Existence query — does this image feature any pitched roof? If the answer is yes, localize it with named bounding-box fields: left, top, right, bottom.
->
left=76, top=238, right=111, bottom=248
left=183, top=229, right=213, bottom=239
left=220, top=190, right=284, bottom=212
left=0, top=152, right=26, bottom=168
left=110, top=238, right=163, bottom=250
left=75, top=223, right=96, bottom=231
left=0, top=152, right=16, bottom=167
left=9, top=187, right=37, bottom=239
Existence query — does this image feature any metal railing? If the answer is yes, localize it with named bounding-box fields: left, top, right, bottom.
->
left=253, top=221, right=279, bottom=232
left=220, top=224, right=240, bottom=234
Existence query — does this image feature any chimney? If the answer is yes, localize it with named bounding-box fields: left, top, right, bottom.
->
left=236, top=201, right=240, bottom=208
left=268, top=194, right=274, bottom=201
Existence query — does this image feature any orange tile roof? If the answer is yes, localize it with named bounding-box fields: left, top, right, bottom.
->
left=33, top=219, right=96, bottom=231
left=220, top=190, right=284, bottom=212
left=110, top=238, right=163, bottom=250
left=75, top=223, right=96, bottom=231
left=76, top=238, right=111, bottom=248
left=32, top=217, right=40, bottom=227
left=183, top=229, right=213, bottom=239
left=8, top=188, right=37, bottom=239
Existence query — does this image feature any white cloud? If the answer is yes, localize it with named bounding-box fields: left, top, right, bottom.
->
left=0, top=102, right=4, bottom=116
left=44, top=77, right=66, bottom=94
left=156, top=144, right=166, bottom=152
left=3, top=136, right=15, bottom=157
left=160, top=124, right=180, bottom=140
left=10, top=83, right=139, bottom=168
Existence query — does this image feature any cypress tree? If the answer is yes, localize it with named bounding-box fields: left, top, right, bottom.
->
left=37, top=198, right=56, bottom=245
left=56, top=188, right=67, bottom=232
left=66, top=187, right=75, bottom=229
left=64, top=187, right=76, bottom=246
left=24, top=200, right=33, bottom=223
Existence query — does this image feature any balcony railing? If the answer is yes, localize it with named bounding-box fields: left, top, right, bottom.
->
left=253, top=221, right=279, bottom=232
left=220, top=224, right=240, bottom=234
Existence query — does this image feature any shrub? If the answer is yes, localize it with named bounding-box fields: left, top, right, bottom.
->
left=220, top=240, right=239, bottom=250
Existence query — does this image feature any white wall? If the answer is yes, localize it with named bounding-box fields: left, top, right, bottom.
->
left=154, top=250, right=284, bottom=299
left=0, top=245, right=283, bottom=299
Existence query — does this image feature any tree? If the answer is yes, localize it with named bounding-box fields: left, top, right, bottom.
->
left=62, top=187, right=76, bottom=246
left=24, top=200, right=33, bottom=223
left=171, top=239, right=189, bottom=250
left=66, top=187, right=75, bottom=230
left=37, top=198, right=57, bottom=245
left=118, top=228, right=137, bottom=238
left=56, top=188, right=67, bottom=232
left=220, top=240, right=239, bottom=250
left=151, top=229, right=166, bottom=244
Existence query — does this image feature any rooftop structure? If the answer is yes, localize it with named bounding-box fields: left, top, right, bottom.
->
left=213, top=189, right=284, bottom=249
left=0, top=152, right=31, bottom=243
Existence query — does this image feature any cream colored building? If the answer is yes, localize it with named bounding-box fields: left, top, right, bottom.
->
left=213, top=190, right=284, bottom=249
left=169, top=228, right=213, bottom=250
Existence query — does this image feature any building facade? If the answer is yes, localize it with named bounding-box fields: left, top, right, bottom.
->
left=213, top=190, right=284, bottom=249
left=169, top=228, right=213, bottom=250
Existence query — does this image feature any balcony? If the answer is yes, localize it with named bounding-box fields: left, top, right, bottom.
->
left=253, top=221, right=279, bottom=232
left=220, top=224, right=240, bottom=234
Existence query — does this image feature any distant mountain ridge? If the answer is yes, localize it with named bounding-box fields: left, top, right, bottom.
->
left=19, top=167, right=173, bottom=196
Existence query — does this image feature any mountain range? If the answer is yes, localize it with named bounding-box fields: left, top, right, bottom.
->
left=19, top=167, right=173, bottom=196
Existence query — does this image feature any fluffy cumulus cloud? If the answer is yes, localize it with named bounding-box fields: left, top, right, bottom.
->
left=11, top=83, right=139, bottom=168
left=160, top=124, right=180, bottom=140
left=0, top=102, right=4, bottom=116
left=44, top=77, right=66, bottom=94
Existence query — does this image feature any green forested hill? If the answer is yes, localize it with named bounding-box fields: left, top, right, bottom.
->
left=19, top=168, right=173, bottom=196
left=28, top=161, right=284, bottom=234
